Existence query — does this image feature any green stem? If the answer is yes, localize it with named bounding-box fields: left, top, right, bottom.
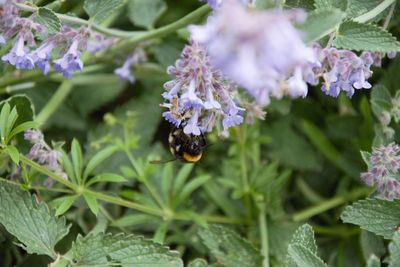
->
left=383, top=2, right=396, bottom=29
left=235, top=126, right=252, bottom=222
left=103, top=5, right=211, bottom=55
left=354, top=0, right=395, bottom=23
left=259, top=205, right=269, bottom=267
left=0, top=177, right=73, bottom=194
left=0, top=64, right=106, bottom=89
left=12, top=1, right=145, bottom=38
left=292, top=187, right=371, bottom=222
left=35, top=80, right=73, bottom=127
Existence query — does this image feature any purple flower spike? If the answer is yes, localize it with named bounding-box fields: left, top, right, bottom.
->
left=161, top=41, right=244, bottom=137
left=53, top=39, right=83, bottom=78
left=2, top=35, right=34, bottom=70
left=361, top=143, right=400, bottom=200
left=31, top=41, right=56, bottom=75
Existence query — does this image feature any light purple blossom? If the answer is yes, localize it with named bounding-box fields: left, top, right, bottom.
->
left=53, top=39, right=83, bottom=78
left=161, top=41, right=244, bottom=136
left=1, top=35, right=34, bottom=69
left=201, top=0, right=256, bottom=9
left=190, top=1, right=315, bottom=106
left=30, top=40, right=56, bottom=75
left=311, top=45, right=378, bottom=98
left=114, top=48, right=147, bottom=84
left=24, top=129, right=67, bottom=181
left=361, top=143, right=400, bottom=200
left=0, top=35, right=5, bottom=44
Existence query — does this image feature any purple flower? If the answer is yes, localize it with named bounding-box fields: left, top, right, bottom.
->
left=201, top=0, right=255, bottom=9
left=114, top=48, right=147, bottom=84
left=361, top=143, right=400, bottom=200
left=190, top=2, right=314, bottom=94
left=0, top=35, right=5, bottom=44
left=30, top=40, right=56, bottom=75
left=1, top=35, right=34, bottom=69
left=287, top=67, right=308, bottom=98
left=24, top=129, right=67, bottom=182
left=53, top=39, right=83, bottom=78
left=310, top=45, right=376, bottom=98
left=161, top=41, right=243, bottom=136
left=387, top=51, right=397, bottom=59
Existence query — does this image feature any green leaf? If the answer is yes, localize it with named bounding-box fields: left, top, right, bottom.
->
left=290, top=224, right=318, bottom=253
left=173, top=164, right=194, bottom=193
left=5, top=107, right=18, bottom=139
left=6, top=145, right=19, bottom=165
left=346, top=0, right=384, bottom=18
left=180, top=210, right=208, bottom=228
left=112, top=214, right=158, bottom=228
left=286, top=224, right=327, bottom=267
left=83, top=192, right=99, bottom=215
left=0, top=102, right=10, bottom=141
left=55, top=195, right=78, bottom=216
left=71, top=139, right=83, bottom=182
left=59, top=150, right=75, bottom=182
left=370, top=84, right=392, bottom=117
left=72, top=232, right=183, bottom=266
left=188, top=259, right=209, bottom=267
left=87, top=173, right=127, bottom=186
left=34, top=7, right=61, bottom=34
left=0, top=182, right=70, bottom=257
left=389, top=232, right=400, bottom=267
left=83, top=146, right=119, bottom=180
left=8, top=121, right=39, bottom=141
left=173, top=175, right=210, bottom=208
left=314, top=0, right=333, bottom=9
left=287, top=244, right=328, bottom=267
left=360, top=230, right=386, bottom=261
left=127, top=0, right=167, bottom=29
left=198, top=225, right=263, bottom=267
left=367, top=254, right=381, bottom=267
left=333, top=21, right=400, bottom=52
left=341, top=198, right=400, bottom=239
left=84, top=0, right=125, bottom=24
left=300, top=8, right=345, bottom=43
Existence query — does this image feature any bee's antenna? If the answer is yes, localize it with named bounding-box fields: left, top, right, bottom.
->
left=150, top=158, right=177, bottom=164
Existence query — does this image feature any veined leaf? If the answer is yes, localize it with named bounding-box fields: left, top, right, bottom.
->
left=333, top=21, right=400, bottom=52
left=127, top=0, right=167, bottom=29
left=71, top=139, right=83, bottom=183
left=54, top=195, right=78, bottom=216
left=198, top=225, right=263, bottom=267
left=341, top=198, right=400, bottom=239
left=34, top=7, right=61, bottom=34
left=72, top=232, right=183, bottom=266
left=84, top=0, right=125, bottom=24
left=0, top=182, right=70, bottom=258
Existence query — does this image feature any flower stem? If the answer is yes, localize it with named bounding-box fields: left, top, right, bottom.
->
left=292, top=187, right=371, bottom=222
left=235, top=126, right=253, bottom=222
left=259, top=205, right=269, bottom=267
left=354, top=0, right=395, bottom=23
left=103, top=5, right=211, bottom=55
left=35, top=80, right=73, bottom=127
left=383, top=2, right=396, bottom=29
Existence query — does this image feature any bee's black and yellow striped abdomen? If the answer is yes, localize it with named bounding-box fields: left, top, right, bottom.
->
left=168, top=127, right=206, bottom=163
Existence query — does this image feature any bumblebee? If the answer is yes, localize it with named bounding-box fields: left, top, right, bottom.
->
left=168, top=126, right=206, bottom=163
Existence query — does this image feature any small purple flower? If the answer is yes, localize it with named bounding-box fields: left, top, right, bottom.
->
left=114, top=48, right=147, bottom=84
left=1, top=35, right=34, bottom=69
left=183, top=109, right=201, bottom=135
left=30, top=40, right=56, bottom=75
left=361, top=143, right=400, bottom=200
left=387, top=51, right=397, bottom=59
left=24, top=129, right=67, bottom=182
left=287, top=67, right=308, bottom=98
left=0, top=35, right=5, bottom=45
left=114, top=60, right=135, bottom=83
left=53, top=39, right=83, bottom=78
